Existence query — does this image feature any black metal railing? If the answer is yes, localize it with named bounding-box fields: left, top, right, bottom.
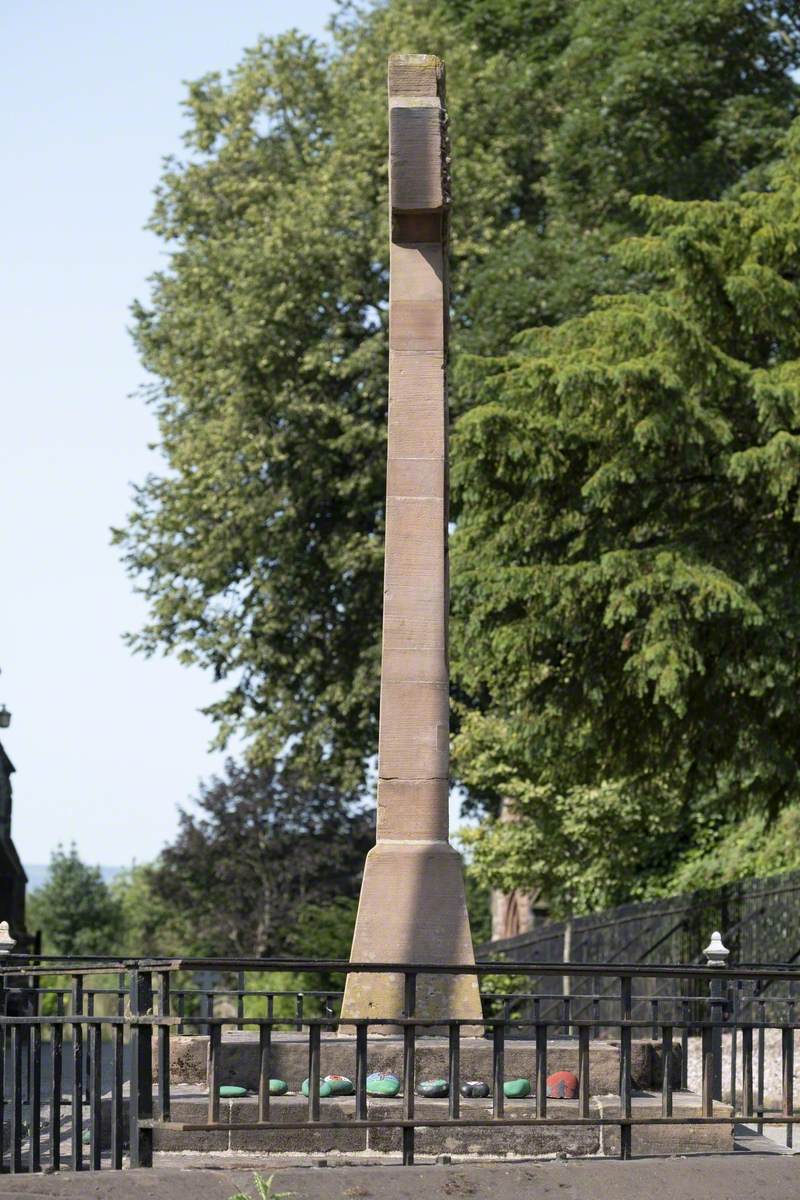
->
left=0, top=953, right=795, bottom=1171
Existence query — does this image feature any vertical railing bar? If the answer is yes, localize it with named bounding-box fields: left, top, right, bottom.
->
left=258, top=1022, right=271, bottom=1123
left=783, top=1023, right=794, bottom=1150
left=741, top=1024, right=754, bottom=1119
left=308, top=1023, right=321, bottom=1123
left=680, top=999, right=689, bottom=1091
left=535, top=1022, right=547, bottom=1119
left=757, top=999, right=765, bottom=1135
left=89, top=1022, right=101, bottom=1171
left=578, top=1024, right=590, bottom=1120
left=448, top=1021, right=460, bottom=1120
left=50, top=1020, right=62, bottom=1173
left=84, top=991, right=94, bottom=1106
left=30, top=1022, right=41, bottom=1173
left=177, top=991, right=185, bottom=1036
left=701, top=1025, right=713, bottom=1119
left=71, top=974, right=83, bottom=1172
left=730, top=982, right=740, bottom=1110
left=0, top=1004, right=5, bottom=1172
left=402, top=972, right=416, bottom=1166
left=158, top=971, right=171, bottom=1122
left=619, top=976, right=632, bottom=1161
left=237, top=971, right=245, bottom=1031
left=208, top=1023, right=221, bottom=1125
left=661, top=1024, right=673, bottom=1118
left=129, top=968, right=154, bottom=1169
left=112, top=1021, right=124, bottom=1169
left=10, top=1024, right=22, bottom=1174
left=492, top=1021, right=505, bottom=1119
left=355, top=1023, right=368, bottom=1123
left=295, top=993, right=303, bottom=1034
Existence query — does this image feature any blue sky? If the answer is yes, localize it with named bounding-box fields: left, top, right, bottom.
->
left=0, top=1, right=337, bottom=868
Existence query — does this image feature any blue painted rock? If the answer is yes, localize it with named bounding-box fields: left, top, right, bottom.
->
left=269, top=1079, right=289, bottom=1096
left=547, top=1070, right=579, bottom=1099
left=460, top=1080, right=490, bottom=1099
left=302, top=1078, right=333, bottom=1098
left=219, top=1085, right=248, bottom=1098
left=503, top=1078, right=531, bottom=1099
left=324, top=1074, right=355, bottom=1096
left=366, top=1072, right=401, bottom=1097
left=417, top=1078, right=448, bottom=1098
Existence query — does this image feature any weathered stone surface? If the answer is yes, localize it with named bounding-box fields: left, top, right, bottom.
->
left=547, top=1070, right=579, bottom=1099
left=227, top=1096, right=366, bottom=1153
left=301, top=1079, right=333, bottom=1098
left=596, top=1092, right=735, bottom=1157
left=503, top=1078, right=532, bottom=1099
left=340, top=52, right=481, bottom=1029
left=366, top=1072, right=401, bottom=1097
left=460, top=1080, right=490, bottom=1098
left=169, top=1032, right=656, bottom=1098
left=323, top=1074, right=354, bottom=1096
left=366, top=1096, right=601, bottom=1157
left=417, top=1078, right=448, bottom=1098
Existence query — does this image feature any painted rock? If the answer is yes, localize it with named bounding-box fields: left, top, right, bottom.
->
left=324, top=1074, right=355, bottom=1096
left=546, top=1070, right=579, bottom=1099
left=219, top=1085, right=248, bottom=1098
left=503, top=1078, right=531, bottom=1099
left=366, top=1072, right=401, bottom=1097
left=302, top=1078, right=333, bottom=1098
left=417, top=1078, right=448, bottom=1098
left=269, top=1079, right=289, bottom=1096
left=460, top=1080, right=490, bottom=1099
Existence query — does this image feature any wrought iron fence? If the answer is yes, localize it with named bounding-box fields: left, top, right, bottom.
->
left=0, top=946, right=794, bottom=1171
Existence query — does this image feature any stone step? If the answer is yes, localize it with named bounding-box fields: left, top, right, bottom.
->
left=155, top=1089, right=732, bottom=1158
left=164, top=1032, right=676, bottom=1096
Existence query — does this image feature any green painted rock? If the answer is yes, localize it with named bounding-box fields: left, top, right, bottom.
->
left=269, top=1079, right=289, bottom=1096
left=302, top=1078, right=333, bottom=1098
left=503, top=1078, right=531, bottom=1099
left=417, top=1078, right=448, bottom=1098
left=219, top=1085, right=248, bottom=1098
left=366, top=1072, right=401, bottom=1097
left=460, top=1080, right=490, bottom=1099
left=324, top=1074, right=355, bottom=1096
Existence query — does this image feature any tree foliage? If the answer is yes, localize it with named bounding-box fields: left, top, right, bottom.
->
left=453, top=119, right=800, bottom=913
left=28, top=846, right=124, bottom=956
left=147, top=760, right=373, bottom=956
left=115, top=0, right=800, bottom=795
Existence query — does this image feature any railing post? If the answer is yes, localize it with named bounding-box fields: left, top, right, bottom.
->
left=129, top=967, right=154, bottom=1169
left=703, top=931, right=729, bottom=1104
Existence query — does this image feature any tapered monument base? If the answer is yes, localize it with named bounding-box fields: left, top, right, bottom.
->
left=339, top=841, right=483, bottom=1030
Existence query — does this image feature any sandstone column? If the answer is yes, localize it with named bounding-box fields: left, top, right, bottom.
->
left=340, top=54, right=482, bottom=1026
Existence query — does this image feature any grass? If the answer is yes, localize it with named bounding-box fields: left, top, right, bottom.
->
left=228, top=1172, right=295, bottom=1200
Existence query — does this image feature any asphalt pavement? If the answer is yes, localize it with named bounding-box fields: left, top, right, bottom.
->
left=0, top=1154, right=799, bottom=1200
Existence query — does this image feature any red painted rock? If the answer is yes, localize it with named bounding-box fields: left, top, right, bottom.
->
left=546, top=1070, right=579, bottom=1099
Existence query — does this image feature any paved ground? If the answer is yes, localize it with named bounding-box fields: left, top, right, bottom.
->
left=0, top=1153, right=799, bottom=1199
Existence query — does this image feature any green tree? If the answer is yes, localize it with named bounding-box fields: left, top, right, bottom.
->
left=452, top=118, right=800, bottom=913
left=147, top=759, right=373, bottom=957
left=115, top=1, right=800, bottom=794
left=28, top=846, right=124, bottom=956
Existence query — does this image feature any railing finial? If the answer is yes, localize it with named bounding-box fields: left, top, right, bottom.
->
left=0, top=921, right=16, bottom=956
left=703, top=930, right=729, bottom=967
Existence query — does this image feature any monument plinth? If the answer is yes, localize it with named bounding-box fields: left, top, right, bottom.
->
left=339, top=54, right=482, bottom=1027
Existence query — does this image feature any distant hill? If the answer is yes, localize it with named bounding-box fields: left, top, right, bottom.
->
left=24, top=864, right=126, bottom=891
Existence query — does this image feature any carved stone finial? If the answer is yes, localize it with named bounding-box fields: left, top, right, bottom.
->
left=0, top=921, right=17, bottom=956
left=703, top=930, right=729, bottom=967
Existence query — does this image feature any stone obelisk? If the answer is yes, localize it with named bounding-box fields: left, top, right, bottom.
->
left=340, top=55, right=482, bottom=1026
